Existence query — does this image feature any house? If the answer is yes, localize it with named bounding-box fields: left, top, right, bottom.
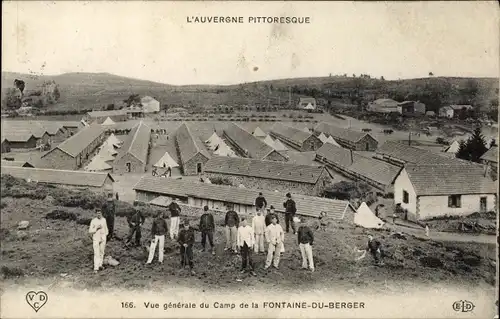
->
left=298, top=97, right=316, bottom=110
left=113, top=122, right=152, bottom=174
left=367, top=99, right=399, bottom=113
left=425, top=111, right=436, bottom=117
left=41, top=123, right=106, bottom=170
left=1, top=132, right=39, bottom=149
left=393, top=164, right=497, bottom=221
left=439, top=106, right=454, bottom=118
left=480, top=146, right=498, bottom=180
left=397, top=101, right=426, bottom=115
left=316, top=143, right=401, bottom=192
left=175, top=123, right=211, bottom=175
left=314, top=122, right=378, bottom=151
left=141, top=96, right=160, bottom=113
left=1, top=121, right=55, bottom=147
left=85, top=110, right=129, bottom=124
left=223, top=123, right=287, bottom=161
left=1, top=138, right=10, bottom=153
left=270, top=123, right=323, bottom=152
left=1, top=166, right=114, bottom=193
left=203, top=156, right=333, bottom=196
left=133, top=176, right=355, bottom=220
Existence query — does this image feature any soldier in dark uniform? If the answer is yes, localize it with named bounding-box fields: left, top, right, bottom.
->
left=178, top=220, right=196, bottom=275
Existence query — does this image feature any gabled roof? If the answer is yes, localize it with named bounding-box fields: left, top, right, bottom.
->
left=133, top=176, right=354, bottom=219
left=271, top=123, right=317, bottom=145
left=1, top=131, right=36, bottom=142
left=115, top=122, right=151, bottom=164
left=1, top=166, right=114, bottom=187
left=87, top=110, right=128, bottom=118
left=154, top=151, right=179, bottom=168
left=1, top=160, right=34, bottom=168
left=223, top=123, right=276, bottom=160
left=480, top=146, right=498, bottom=163
left=175, top=123, right=210, bottom=164
left=314, top=122, right=375, bottom=144
left=403, top=164, right=497, bottom=196
left=370, top=99, right=399, bottom=107
left=273, top=139, right=288, bottom=151
left=299, top=97, right=316, bottom=103
left=263, top=135, right=276, bottom=148
left=43, top=123, right=105, bottom=158
left=102, top=117, right=116, bottom=125
left=285, top=151, right=320, bottom=166
left=204, top=156, right=327, bottom=184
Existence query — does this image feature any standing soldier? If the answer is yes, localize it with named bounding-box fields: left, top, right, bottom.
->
left=169, top=198, right=181, bottom=240
left=237, top=217, right=257, bottom=276
left=89, top=209, right=108, bottom=273
left=255, top=192, right=267, bottom=212
left=199, top=205, right=216, bottom=255
left=252, top=207, right=266, bottom=254
left=224, top=204, right=239, bottom=253
left=283, top=193, right=297, bottom=234
left=265, top=205, right=279, bottom=227
left=146, top=212, right=168, bottom=265
left=178, top=220, right=195, bottom=275
left=264, top=215, right=284, bottom=270
left=103, top=193, right=115, bottom=241
left=296, top=216, right=315, bottom=272
left=126, top=208, right=145, bottom=247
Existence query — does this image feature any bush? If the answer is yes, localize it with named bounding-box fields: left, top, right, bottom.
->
left=1, top=266, right=24, bottom=278
left=210, top=176, right=233, bottom=186
left=45, top=209, right=78, bottom=221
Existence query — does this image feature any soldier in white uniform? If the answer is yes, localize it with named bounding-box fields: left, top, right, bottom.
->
left=264, top=215, right=285, bottom=270
left=89, top=209, right=109, bottom=273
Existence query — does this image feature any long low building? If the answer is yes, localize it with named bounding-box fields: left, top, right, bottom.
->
left=1, top=166, right=114, bottom=192
left=270, top=123, right=323, bottom=152
left=203, top=156, right=333, bottom=196
left=85, top=110, right=129, bottom=124
left=223, top=123, right=287, bottom=161
left=113, top=122, right=152, bottom=174
left=133, top=176, right=355, bottom=221
left=175, top=123, right=211, bottom=175
left=1, top=120, right=75, bottom=148
left=316, top=143, right=401, bottom=192
left=314, top=122, right=378, bottom=151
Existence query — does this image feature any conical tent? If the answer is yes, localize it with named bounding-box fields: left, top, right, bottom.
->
left=99, top=143, right=118, bottom=156
left=107, top=133, right=122, bottom=147
left=263, top=135, right=276, bottom=148
left=102, top=117, right=116, bottom=125
left=205, top=132, right=220, bottom=145
left=253, top=127, right=266, bottom=138
left=445, top=140, right=460, bottom=153
left=206, top=133, right=223, bottom=151
left=304, top=103, right=315, bottom=110
left=214, top=142, right=236, bottom=157
left=95, top=150, right=115, bottom=162
left=354, top=202, right=384, bottom=229
left=274, top=139, right=288, bottom=151
left=302, top=126, right=310, bottom=133
left=318, top=132, right=328, bottom=143
left=326, top=136, right=341, bottom=147
left=154, top=151, right=179, bottom=168
left=85, top=156, right=112, bottom=172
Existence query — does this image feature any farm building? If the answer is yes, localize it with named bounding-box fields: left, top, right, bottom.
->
left=41, top=123, right=106, bottom=170
left=397, top=101, right=426, bottom=115
left=85, top=110, right=129, bottom=124
left=203, top=156, right=333, bottom=196
left=1, top=166, right=114, bottom=193
left=297, top=97, right=317, bottom=110
left=175, top=123, right=211, bottom=175
left=223, top=123, right=287, bottom=161
left=1, top=121, right=61, bottom=147
left=270, top=123, right=323, bottom=152
left=375, top=140, right=470, bottom=167
left=141, top=96, right=160, bottom=113
left=480, top=146, right=498, bottom=180
left=59, top=121, right=83, bottom=135
left=314, top=122, right=378, bottom=151
left=133, top=176, right=355, bottom=221
left=367, top=99, right=399, bottom=113
left=113, top=122, right=152, bottom=174
left=316, top=143, right=401, bottom=192
left=393, top=164, right=497, bottom=221
left=0, top=132, right=39, bottom=150
left=439, top=106, right=454, bottom=118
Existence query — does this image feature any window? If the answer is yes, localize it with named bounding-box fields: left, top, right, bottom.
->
left=448, top=195, right=462, bottom=208
left=402, top=190, right=409, bottom=204
left=126, top=162, right=131, bottom=173
left=480, top=197, right=487, bottom=212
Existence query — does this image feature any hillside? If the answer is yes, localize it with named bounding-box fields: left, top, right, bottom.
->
left=1, top=72, right=498, bottom=113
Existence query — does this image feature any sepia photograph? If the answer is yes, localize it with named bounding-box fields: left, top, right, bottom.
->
left=1, top=1, right=498, bottom=318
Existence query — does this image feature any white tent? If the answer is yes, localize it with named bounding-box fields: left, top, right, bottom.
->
left=302, top=126, right=310, bottom=133
left=318, top=132, right=328, bottom=143
left=107, top=133, right=123, bottom=147
left=102, top=117, right=116, bottom=126
left=326, top=136, right=341, bottom=147
left=354, top=202, right=384, bottom=229
left=304, top=103, right=315, bottom=110
left=98, top=143, right=118, bottom=156
left=274, top=139, right=288, bottom=151
left=445, top=140, right=460, bottom=153
left=95, top=151, right=115, bottom=162
left=85, top=156, right=112, bottom=172
left=206, top=133, right=223, bottom=151
left=253, top=127, right=266, bottom=138
left=80, top=119, right=89, bottom=127
left=263, top=135, right=276, bottom=148
left=154, top=151, right=179, bottom=168
left=214, top=142, right=236, bottom=157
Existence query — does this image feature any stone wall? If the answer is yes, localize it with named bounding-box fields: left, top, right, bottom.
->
left=183, top=152, right=209, bottom=176
left=42, top=148, right=76, bottom=170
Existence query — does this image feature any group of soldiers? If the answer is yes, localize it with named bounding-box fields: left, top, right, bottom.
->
left=89, top=191, right=383, bottom=274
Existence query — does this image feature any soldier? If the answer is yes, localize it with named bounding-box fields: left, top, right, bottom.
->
left=126, top=209, right=145, bottom=247
left=89, top=209, right=108, bottom=273
left=199, top=206, right=216, bottom=255
left=102, top=193, right=116, bottom=241
left=178, top=220, right=195, bottom=275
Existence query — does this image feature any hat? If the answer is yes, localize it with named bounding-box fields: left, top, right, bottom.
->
left=286, top=193, right=291, bottom=198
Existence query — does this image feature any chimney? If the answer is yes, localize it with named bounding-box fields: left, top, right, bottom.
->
left=350, top=149, right=354, bottom=165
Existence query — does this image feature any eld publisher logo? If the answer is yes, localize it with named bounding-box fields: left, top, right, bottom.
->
left=452, top=300, right=475, bottom=313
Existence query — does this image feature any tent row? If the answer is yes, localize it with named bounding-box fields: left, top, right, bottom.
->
left=205, top=132, right=237, bottom=157
left=84, top=134, right=122, bottom=172
left=318, top=132, right=341, bottom=147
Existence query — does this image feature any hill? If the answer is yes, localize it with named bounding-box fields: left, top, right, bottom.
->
left=1, top=72, right=498, bottom=113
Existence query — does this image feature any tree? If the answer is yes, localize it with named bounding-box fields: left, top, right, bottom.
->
left=123, top=94, right=141, bottom=107
left=456, top=140, right=469, bottom=160
left=3, top=88, right=22, bottom=109
left=380, top=76, right=385, bottom=81
left=53, top=86, right=60, bottom=101
left=428, top=72, right=434, bottom=76
left=456, top=127, right=488, bottom=162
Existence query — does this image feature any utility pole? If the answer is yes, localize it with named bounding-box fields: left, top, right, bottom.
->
left=408, top=131, right=411, bottom=146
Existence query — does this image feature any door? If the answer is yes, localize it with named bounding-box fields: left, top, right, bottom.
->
left=365, top=142, right=370, bottom=151
left=197, top=163, right=202, bottom=174
left=479, top=197, right=487, bottom=212
left=126, top=162, right=131, bottom=173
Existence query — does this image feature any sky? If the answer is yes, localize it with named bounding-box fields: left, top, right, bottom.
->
left=2, top=1, right=499, bottom=85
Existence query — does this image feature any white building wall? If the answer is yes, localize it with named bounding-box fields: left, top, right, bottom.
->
left=393, top=168, right=417, bottom=216
left=418, top=194, right=497, bottom=219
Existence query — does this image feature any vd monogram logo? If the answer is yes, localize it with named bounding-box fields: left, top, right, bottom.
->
left=26, top=291, right=48, bottom=312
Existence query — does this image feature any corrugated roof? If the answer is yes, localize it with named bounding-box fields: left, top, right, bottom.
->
left=404, top=164, right=497, bottom=196
left=223, top=123, right=275, bottom=159
left=115, top=122, right=151, bottom=164
left=133, top=176, right=353, bottom=219
left=480, top=146, right=498, bottom=163
left=175, top=123, right=210, bottom=165
left=314, top=122, right=373, bottom=143
left=271, top=122, right=317, bottom=145
left=44, top=123, right=105, bottom=157
left=317, top=143, right=401, bottom=187
left=204, top=156, right=326, bottom=184
left=87, top=110, right=128, bottom=118
left=1, top=166, right=114, bottom=187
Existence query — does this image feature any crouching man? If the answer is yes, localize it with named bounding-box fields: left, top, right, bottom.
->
left=356, top=234, right=383, bottom=266
left=89, top=209, right=108, bottom=273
